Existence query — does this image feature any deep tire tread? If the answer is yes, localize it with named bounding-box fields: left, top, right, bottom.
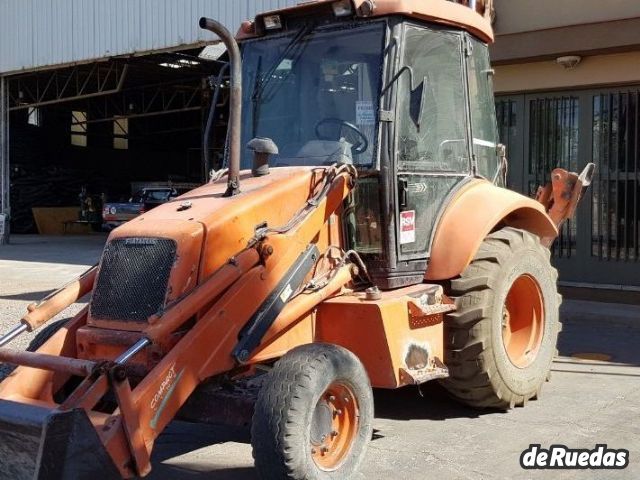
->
left=441, top=227, right=562, bottom=410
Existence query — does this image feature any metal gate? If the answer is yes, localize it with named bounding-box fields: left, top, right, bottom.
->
left=496, top=87, right=640, bottom=288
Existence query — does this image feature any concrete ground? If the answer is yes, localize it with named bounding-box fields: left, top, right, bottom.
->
left=1, top=235, right=639, bottom=480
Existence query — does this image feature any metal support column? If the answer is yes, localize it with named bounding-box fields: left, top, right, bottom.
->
left=0, top=76, right=9, bottom=245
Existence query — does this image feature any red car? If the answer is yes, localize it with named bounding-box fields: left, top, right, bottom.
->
left=102, top=187, right=187, bottom=230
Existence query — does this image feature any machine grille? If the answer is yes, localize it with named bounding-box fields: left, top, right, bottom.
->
left=90, top=237, right=177, bottom=322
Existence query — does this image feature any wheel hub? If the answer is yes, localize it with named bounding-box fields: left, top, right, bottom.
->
left=502, top=274, right=545, bottom=368
left=310, top=383, right=359, bottom=471
left=310, top=402, right=333, bottom=446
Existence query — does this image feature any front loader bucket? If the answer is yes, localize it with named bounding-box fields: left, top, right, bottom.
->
left=0, top=399, right=121, bottom=480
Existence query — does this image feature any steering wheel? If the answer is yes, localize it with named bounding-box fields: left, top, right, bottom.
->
left=315, top=118, right=369, bottom=155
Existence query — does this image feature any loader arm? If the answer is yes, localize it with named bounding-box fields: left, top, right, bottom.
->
left=0, top=165, right=357, bottom=479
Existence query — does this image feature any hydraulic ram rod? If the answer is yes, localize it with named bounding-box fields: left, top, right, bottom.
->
left=0, top=348, right=97, bottom=376
left=115, top=338, right=151, bottom=365
left=0, top=324, right=28, bottom=347
left=0, top=267, right=97, bottom=348
left=22, top=266, right=97, bottom=331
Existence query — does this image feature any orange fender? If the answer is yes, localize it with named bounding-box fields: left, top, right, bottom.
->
left=425, top=180, right=558, bottom=281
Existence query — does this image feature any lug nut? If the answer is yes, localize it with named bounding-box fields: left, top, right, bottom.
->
left=328, top=395, right=336, bottom=402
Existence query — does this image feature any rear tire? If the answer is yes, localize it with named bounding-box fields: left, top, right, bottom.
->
left=441, top=227, right=561, bottom=409
left=252, top=343, right=374, bottom=480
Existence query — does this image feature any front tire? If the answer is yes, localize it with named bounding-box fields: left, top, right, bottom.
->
left=441, top=227, right=561, bottom=409
left=252, top=343, right=374, bottom=480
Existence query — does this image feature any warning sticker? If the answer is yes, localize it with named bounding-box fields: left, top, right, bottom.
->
left=400, top=210, right=416, bottom=244
left=279, top=283, right=293, bottom=303
left=356, top=100, right=375, bottom=126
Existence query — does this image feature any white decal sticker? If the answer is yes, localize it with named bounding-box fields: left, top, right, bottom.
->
left=280, top=283, right=293, bottom=303
left=356, top=100, right=375, bottom=126
left=400, top=210, right=416, bottom=244
left=408, top=182, right=428, bottom=194
left=150, top=364, right=185, bottom=429
left=151, top=364, right=178, bottom=412
left=473, top=138, right=497, bottom=148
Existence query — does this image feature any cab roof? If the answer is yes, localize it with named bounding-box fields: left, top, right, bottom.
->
left=238, top=0, right=494, bottom=44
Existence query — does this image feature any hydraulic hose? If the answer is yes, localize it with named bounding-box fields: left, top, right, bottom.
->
left=203, top=62, right=230, bottom=180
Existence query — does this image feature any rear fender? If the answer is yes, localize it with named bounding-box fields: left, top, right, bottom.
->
left=425, top=180, right=557, bottom=281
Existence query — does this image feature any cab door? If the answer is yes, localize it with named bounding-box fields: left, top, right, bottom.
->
left=394, top=25, right=471, bottom=261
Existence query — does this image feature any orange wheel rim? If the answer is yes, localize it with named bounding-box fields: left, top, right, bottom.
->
left=310, top=382, right=359, bottom=471
left=502, top=274, right=545, bottom=368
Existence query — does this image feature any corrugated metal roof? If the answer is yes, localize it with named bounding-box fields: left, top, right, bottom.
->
left=0, top=0, right=298, bottom=75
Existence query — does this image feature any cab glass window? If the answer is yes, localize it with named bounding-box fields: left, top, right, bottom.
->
left=241, top=22, right=385, bottom=168
left=467, top=36, right=499, bottom=180
left=397, top=26, right=469, bottom=173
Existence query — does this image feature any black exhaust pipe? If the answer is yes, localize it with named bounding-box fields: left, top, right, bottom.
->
left=199, top=17, right=242, bottom=197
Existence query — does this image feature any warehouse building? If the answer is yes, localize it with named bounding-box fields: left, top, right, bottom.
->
left=0, top=0, right=297, bottom=240
left=1, top=0, right=637, bottom=294
left=492, top=0, right=640, bottom=293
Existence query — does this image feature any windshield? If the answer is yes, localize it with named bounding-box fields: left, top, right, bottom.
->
left=145, top=190, right=173, bottom=202
left=241, top=22, right=386, bottom=169
left=132, top=190, right=171, bottom=203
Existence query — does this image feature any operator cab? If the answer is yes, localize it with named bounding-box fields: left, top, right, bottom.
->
left=241, top=20, right=384, bottom=168
left=238, top=0, right=501, bottom=288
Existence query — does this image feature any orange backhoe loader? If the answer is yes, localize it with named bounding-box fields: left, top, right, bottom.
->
left=0, top=1, right=594, bottom=479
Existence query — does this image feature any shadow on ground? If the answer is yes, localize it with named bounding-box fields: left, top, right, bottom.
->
left=150, top=383, right=497, bottom=478
left=558, top=310, right=640, bottom=366
left=0, top=290, right=54, bottom=301
left=150, top=422, right=255, bottom=479
left=151, top=465, right=257, bottom=480
left=154, top=422, right=251, bottom=462
left=372, top=382, right=499, bottom=423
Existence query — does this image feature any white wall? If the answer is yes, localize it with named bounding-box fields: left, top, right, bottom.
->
left=494, top=0, right=640, bottom=35
left=494, top=51, right=640, bottom=93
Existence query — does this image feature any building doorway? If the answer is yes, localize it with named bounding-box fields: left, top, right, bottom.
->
left=497, top=87, right=640, bottom=288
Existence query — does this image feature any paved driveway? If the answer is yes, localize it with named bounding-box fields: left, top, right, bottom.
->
left=1, top=235, right=639, bottom=479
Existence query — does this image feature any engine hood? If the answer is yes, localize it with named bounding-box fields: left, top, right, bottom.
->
left=90, top=167, right=326, bottom=328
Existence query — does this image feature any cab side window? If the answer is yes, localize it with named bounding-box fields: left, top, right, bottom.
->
left=467, top=36, right=500, bottom=181
left=397, top=26, right=469, bottom=173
